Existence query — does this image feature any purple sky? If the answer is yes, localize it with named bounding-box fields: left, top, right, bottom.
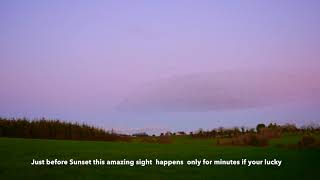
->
left=1, top=0, right=320, bottom=134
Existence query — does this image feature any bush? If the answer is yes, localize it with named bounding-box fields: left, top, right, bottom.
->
left=299, top=136, right=316, bottom=147
left=217, top=134, right=268, bottom=147
left=247, top=134, right=268, bottom=147
left=259, top=128, right=281, bottom=138
left=157, top=136, right=172, bottom=144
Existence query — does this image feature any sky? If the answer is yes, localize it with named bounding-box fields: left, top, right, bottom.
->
left=1, top=0, right=320, bottom=134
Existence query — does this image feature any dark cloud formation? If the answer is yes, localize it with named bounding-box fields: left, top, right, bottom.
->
left=118, top=70, right=320, bottom=112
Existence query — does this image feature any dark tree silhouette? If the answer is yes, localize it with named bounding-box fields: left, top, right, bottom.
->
left=0, top=117, right=129, bottom=142
left=256, top=124, right=266, bottom=132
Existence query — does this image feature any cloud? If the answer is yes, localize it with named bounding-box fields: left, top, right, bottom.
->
left=117, top=70, right=320, bottom=112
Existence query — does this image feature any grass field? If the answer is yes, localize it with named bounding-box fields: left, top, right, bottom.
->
left=0, top=135, right=319, bottom=180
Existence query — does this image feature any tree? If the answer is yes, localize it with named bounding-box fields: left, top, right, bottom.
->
left=241, top=126, right=245, bottom=133
left=256, top=124, right=266, bottom=132
left=177, top=131, right=186, bottom=135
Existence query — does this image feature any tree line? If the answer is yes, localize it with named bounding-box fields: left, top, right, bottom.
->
left=188, top=123, right=320, bottom=138
left=0, top=117, right=128, bottom=141
left=1, top=117, right=319, bottom=142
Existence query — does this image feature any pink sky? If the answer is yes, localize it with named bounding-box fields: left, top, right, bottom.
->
left=1, top=0, right=320, bottom=133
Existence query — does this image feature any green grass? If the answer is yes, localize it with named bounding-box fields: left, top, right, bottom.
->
left=0, top=135, right=319, bottom=180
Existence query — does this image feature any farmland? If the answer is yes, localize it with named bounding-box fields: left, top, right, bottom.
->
left=0, top=134, right=319, bottom=180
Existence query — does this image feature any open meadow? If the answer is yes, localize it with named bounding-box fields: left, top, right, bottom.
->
left=0, top=134, right=319, bottom=180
